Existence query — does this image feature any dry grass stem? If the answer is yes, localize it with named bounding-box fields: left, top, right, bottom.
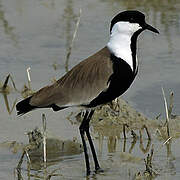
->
left=163, top=137, right=172, bottom=146
left=42, top=114, right=47, bottom=165
left=65, top=8, right=82, bottom=72
left=26, top=67, right=32, bottom=90
left=25, top=149, right=31, bottom=164
left=2, top=74, right=10, bottom=90
left=154, top=136, right=172, bottom=156
left=155, top=113, right=161, bottom=120
left=0, top=74, right=18, bottom=94
left=168, top=91, right=174, bottom=117
left=161, top=87, right=170, bottom=138
left=9, top=74, right=18, bottom=91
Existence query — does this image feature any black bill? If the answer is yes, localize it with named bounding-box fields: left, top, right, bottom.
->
left=144, top=23, right=159, bottom=34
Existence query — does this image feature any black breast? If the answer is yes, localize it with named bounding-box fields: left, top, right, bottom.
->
left=86, top=54, right=137, bottom=108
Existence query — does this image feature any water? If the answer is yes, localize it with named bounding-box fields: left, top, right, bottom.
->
left=0, top=0, right=180, bottom=179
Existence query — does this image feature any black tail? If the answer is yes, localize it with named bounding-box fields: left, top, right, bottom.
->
left=16, top=96, right=36, bottom=115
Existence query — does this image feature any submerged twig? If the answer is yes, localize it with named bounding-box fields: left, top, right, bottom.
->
left=139, top=137, right=151, bottom=154
left=25, top=149, right=31, bottom=164
left=65, top=8, right=81, bottom=72
left=129, top=137, right=137, bottom=153
left=131, top=130, right=137, bottom=139
left=46, top=168, right=63, bottom=180
left=17, top=151, right=26, bottom=170
left=143, top=145, right=158, bottom=177
left=143, top=125, right=151, bottom=140
left=135, top=146, right=158, bottom=179
left=155, top=113, right=161, bottom=120
left=16, top=148, right=31, bottom=180
left=123, top=124, right=129, bottom=139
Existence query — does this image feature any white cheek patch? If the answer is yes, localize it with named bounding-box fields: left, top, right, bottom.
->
left=111, top=22, right=142, bottom=35
left=107, top=22, right=141, bottom=71
left=131, top=23, right=142, bottom=32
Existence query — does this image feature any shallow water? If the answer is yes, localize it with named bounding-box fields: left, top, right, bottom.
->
left=0, top=0, right=180, bottom=179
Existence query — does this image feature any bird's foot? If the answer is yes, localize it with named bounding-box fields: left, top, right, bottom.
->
left=95, top=167, right=104, bottom=174
left=86, top=170, right=91, bottom=176
left=86, top=166, right=104, bottom=176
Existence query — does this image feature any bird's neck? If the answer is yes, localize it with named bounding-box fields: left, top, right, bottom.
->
left=107, top=32, right=138, bottom=73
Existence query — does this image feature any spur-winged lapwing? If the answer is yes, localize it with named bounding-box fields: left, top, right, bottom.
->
left=16, top=10, right=159, bottom=175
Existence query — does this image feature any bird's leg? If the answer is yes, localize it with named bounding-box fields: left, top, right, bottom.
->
left=84, top=110, right=102, bottom=173
left=79, top=111, right=91, bottom=176
left=79, top=110, right=102, bottom=175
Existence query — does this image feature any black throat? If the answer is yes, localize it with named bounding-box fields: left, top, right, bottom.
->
left=110, top=54, right=136, bottom=79
left=130, top=28, right=143, bottom=75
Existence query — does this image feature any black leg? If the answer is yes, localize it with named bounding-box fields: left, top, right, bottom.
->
left=79, top=111, right=91, bottom=175
left=79, top=109, right=102, bottom=175
left=84, top=110, right=101, bottom=172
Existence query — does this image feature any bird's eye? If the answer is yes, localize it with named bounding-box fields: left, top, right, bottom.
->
left=130, top=17, right=134, bottom=22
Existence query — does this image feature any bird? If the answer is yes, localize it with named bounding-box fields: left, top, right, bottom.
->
left=16, top=10, right=159, bottom=176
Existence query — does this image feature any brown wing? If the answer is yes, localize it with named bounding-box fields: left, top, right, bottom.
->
left=30, top=47, right=113, bottom=107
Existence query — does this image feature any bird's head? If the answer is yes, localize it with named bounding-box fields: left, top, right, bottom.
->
left=110, top=10, right=159, bottom=36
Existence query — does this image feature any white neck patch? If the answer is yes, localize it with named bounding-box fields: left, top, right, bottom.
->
left=107, top=22, right=142, bottom=71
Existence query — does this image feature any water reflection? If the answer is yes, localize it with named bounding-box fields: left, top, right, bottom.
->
left=165, top=140, right=176, bottom=175
left=14, top=127, right=83, bottom=179
left=1, top=93, right=17, bottom=115
left=62, top=0, right=76, bottom=50
left=107, top=136, right=117, bottom=153
left=97, top=128, right=152, bottom=155
left=0, top=0, right=18, bottom=45
left=72, top=109, right=153, bottom=156
left=62, top=0, right=77, bottom=72
left=0, top=74, right=17, bottom=114
left=139, top=136, right=151, bottom=154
